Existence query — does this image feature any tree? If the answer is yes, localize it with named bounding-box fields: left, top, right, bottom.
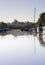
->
left=37, top=12, right=45, bottom=25
left=0, top=22, right=7, bottom=28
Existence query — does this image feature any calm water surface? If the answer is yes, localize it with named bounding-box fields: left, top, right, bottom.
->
left=0, top=30, right=45, bottom=65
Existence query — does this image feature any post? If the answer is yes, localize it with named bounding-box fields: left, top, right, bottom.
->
left=34, top=8, right=37, bottom=33
left=34, top=8, right=36, bottom=55
left=34, top=8, right=36, bottom=23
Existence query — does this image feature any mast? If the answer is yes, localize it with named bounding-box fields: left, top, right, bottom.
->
left=34, top=8, right=36, bottom=23
left=34, top=8, right=36, bottom=55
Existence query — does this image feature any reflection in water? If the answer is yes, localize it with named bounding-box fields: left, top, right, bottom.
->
left=34, top=36, right=36, bottom=55
left=0, top=29, right=45, bottom=47
left=0, top=29, right=37, bottom=37
left=0, top=34, right=37, bottom=65
left=0, top=30, right=45, bottom=65
left=0, top=29, right=32, bottom=37
left=38, top=32, right=45, bottom=47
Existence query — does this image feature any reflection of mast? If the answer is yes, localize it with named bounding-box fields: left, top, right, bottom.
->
left=34, top=8, right=36, bottom=55
left=34, top=36, right=36, bottom=55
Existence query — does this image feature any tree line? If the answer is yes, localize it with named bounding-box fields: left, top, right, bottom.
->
left=0, top=12, right=45, bottom=29
left=0, top=20, right=35, bottom=29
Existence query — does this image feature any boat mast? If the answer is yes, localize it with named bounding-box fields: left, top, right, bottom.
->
left=34, top=8, right=36, bottom=55
left=34, top=8, right=36, bottom=23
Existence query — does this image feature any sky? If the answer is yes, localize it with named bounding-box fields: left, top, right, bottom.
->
left=0, top=0, right=45, bottom=23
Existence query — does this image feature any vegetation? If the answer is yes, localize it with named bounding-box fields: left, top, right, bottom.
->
left=0, top=22, right=7, bottom=28
left=0, top=19, right=35, bottom=30
left=0, top=12, right=45, bottom=31
left=10, top=19, right=35, bottom=29
left=37, top=12, right=45, bottom=26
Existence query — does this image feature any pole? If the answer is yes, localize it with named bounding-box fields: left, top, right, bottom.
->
left=34, top=8, right=36, bottom=23
left=34, top=8, right=36, bottom=55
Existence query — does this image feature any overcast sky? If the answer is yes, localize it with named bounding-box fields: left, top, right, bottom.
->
left=0, top=0, right=45, bottom=23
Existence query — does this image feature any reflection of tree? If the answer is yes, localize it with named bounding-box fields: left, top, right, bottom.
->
left=39, top=33, right=45, bottom=47
left=0, top=30, right=31, bottom=37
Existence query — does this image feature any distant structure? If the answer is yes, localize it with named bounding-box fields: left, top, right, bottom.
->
left=34, top=8, right=36, bottom=55
left=34, top=8, right=36, bottom=23
left=33, top=8, right=37, bottom=33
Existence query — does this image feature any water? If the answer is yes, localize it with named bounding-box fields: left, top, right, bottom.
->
left=0, top=30, right=45, bottom=65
